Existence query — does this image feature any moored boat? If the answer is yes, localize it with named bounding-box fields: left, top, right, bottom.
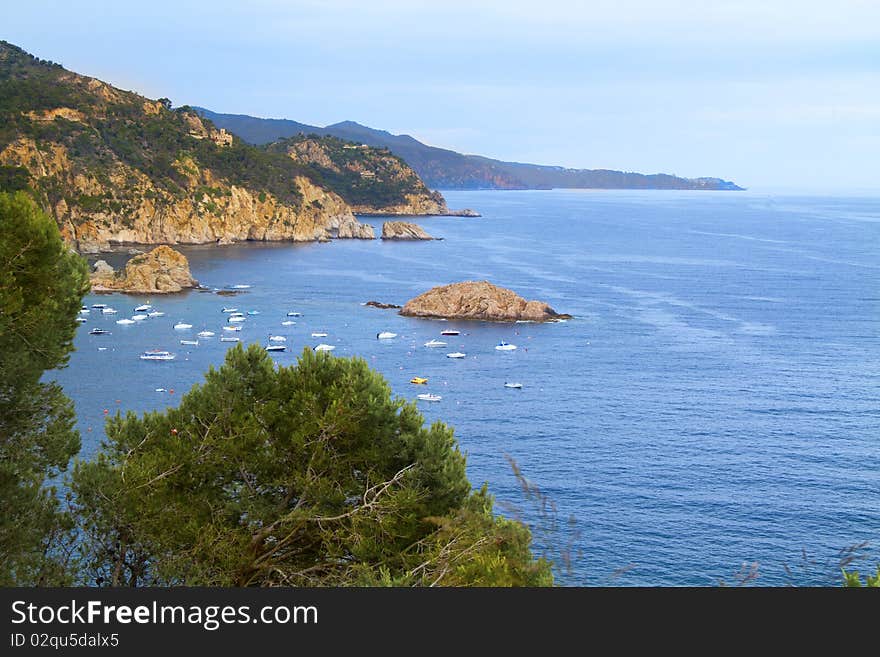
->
left=220, top=336, right=240, bottom=342
left=416, top=393, right=442, bottom=402
left=410, top=377, right=428, bottom=385
left=504, top=382, right=523, bottom=389
left=377, top=332, right=397, bottom=339
left=265, top=344, right=286, bottom=352
left=116, top=318, right=135, bottom=325
left=140, top=350, right=175, bottom=361
left=314, top=344, right=335, bottom=352
left=174, top=322, right=193, bottom=330
left=440, top=329, right=460, bottom=336
left=89, top=328, right=110, bottom=335
left=197, top=331, right=215, bottom=338
left=495, top=341, right=517, bottom=351
left=424, top=339, right=446, bottom=348
left=446, top=352, right=466, bottom=359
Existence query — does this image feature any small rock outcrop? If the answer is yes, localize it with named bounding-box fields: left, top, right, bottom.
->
left=89, top=245, right=198, bottom=294
left=381, top=221, right=435, bottom=240
left=364, top=300, right=402, bottom=309
left=400, top=281, right=571, bottom=322
left=336, top=216, right=375, bottom=239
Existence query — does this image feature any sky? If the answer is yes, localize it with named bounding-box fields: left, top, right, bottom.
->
left=5, top=0, right=880, bottom=191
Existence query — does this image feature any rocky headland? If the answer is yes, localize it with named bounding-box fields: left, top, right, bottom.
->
left=89, top=245, right=198, bottom=294
left=400, top=280, right=571, bottom=322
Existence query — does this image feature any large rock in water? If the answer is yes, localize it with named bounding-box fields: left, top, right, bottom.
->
left=400, top=281, right=570, bottom=322
left=336, top=216, right=375, bottom=239
left=381, top=221, right=435, bottom=240
left=89, top=245, right=198, bottom=293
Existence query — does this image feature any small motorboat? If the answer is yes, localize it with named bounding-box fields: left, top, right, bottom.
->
left=155, top=388, right=166, bottom=393
left=140, top=350, right=175, bottom=361
left=281, top=320, right=296, bottom=326
left=410, top=377, right=428, bottom=385
left=446, top=352, right=466, bottom=359
left=134, top=304, right=152, bottom=312
left=116, top=318, right=135, bottom=325
left=231, top=284, right=251, bottom=289
left=221, top=307, right=239, bottom=313
left=314, top=344, right=335, bottom=352
left=247, top=310, right=260, bottom=316
left=131, top=314, right=148, bottom=321
left=174, top=322, right=193, bottom=330
left=91, top=303, right=107, bottom=309
left=228, top=316, right=246, bottom=323
left=220, top=336, right=240, bottom=342
left=148, top=311, right=165, bottom=318
left=440, top=329, right=460, bottom=336
left=76, top=316, right=88, bottom=323
left=424, top=339, right=446, bottom=348
left=197, top=331, right=215, bottom=338
left=180, top=339, right=199, bottom=346
left=311, top=332, right=328, bottom=338
left=102, top=308, right=118, bottom=314
left=417, top=393, right=442, bottom=402
left=89, top=328, right=110, bottom=335
left=504, top=382, right=524, bottom=389
left=222, top=325, right=242, bottom=332
left=97, top=347, right=108, bottom=351
left=269, top=335, right=286, bottom=342
left=287, top=312, right=302, bottom=317
left=265, top=344, right=286, bottom=352
left=377, top=332, right=397, bottom=339
left=495, top=341, right=517, bottom=351
left=80, top=308, right=90, bottom=314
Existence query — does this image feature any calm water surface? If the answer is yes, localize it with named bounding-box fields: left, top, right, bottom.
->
left=55, top=190, right=880, bottom=585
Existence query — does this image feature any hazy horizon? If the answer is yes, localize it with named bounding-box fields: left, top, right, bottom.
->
left=5, top=1, right=879, bottom=192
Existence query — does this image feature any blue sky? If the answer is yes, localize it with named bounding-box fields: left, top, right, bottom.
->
left=6, top=1, right=880, bottom=191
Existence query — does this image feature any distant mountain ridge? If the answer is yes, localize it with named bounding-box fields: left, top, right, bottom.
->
left=195, top=108, right=743, bottom=191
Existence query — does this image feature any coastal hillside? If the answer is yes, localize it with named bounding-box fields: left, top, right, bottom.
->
left=266, top=135, right=450, bottom=215
left=0, top=42, right=411, bottom=251
left=196, top=108, right=743, bottom=191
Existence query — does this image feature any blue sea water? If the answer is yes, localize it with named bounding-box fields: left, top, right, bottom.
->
left=55, top=190, right=880, bottom=586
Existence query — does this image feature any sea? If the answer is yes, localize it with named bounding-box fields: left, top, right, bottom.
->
left=53, top=189, right=880, bottom=586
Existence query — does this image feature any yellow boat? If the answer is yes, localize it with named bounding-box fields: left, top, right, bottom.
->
left=410, top=377, right=428, bottom=385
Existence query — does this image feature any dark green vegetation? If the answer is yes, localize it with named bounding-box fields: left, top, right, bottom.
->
left=0, top=192, right=89, bottom=585
left=267, top=134, right=444, bottom=209
left=71, top=345, right=551, bottom=586
left=0, top=41, right=311, bottom=213
left=196, top=108, right=744, bottom=191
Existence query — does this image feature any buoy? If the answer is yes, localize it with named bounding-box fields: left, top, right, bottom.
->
left=169, top=389, right=174, bottom=394
left=103, top=409, right=109, bottom=414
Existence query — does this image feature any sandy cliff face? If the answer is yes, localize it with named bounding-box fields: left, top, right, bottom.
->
left=400, top=280, right=571, bottom=322
left=90, top=245, right=197, bottom=293
left=0, top=138, right=357, bottom=251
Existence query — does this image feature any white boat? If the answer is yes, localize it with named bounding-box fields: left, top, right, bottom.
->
left=197, top=330, right=215, bottom=338
left=269, top=335, right=286, bottom=342
left=221, top=307, right=239, bottom=313
left=424, top=339, right=447, bottom=348
left=155, top=388, right=166, bottom=392
left=174, top=322, right=193, bottom=330
left=228, top=316, right=246, bottom=323
left=91, top=303, right=107, bottom=309
left=76, top=316, right=88, bottom=323
left=314, top=344, right=335, bottom=352
left=140, top=350, right=175, bottom=361
left=134, top=304, right=152, bottom=312
left=131, top=314, right=148, bottom=321
left=220, top=336, right=240, bottom=342
left=89, top=328, right=110, bottom=335
left=440, top=329, right=460, bottom=336
left=102, top=308, right=118, bottom=314
left=446, top=352, right=467, bottom=359
left=265, top=344, right=286, bottom=352
left=147, top=311, right=165, bottom=318
left=247, top=310, right=260, bottom=316
left=116, top=318, right=135, bottom=325
left=97, top=347, right=108, bottom=351
left=495, top=341, right=517, bottom=351
left=222, top=325, right=242, bottom=332
left=287, top=312, right=302, bottom=317
left=281, top=320, right=296, bottom=326
left=417, top=393, right=442, bottom=402
left=79, top=308, right=90, bottom=314
left=311, top=332, right=328, bottom=338
left=231, top=284, right=251, bottom=289
left=504, top=382, right=523, bottom=389
left=377, top=332, right=397, bottom=339
left=180, top=339, right=199, bottom=346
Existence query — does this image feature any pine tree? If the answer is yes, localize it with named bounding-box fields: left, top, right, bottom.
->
left=72, top=345, right=552, bottom=586
left=0, top=191, right=89, bottom=584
